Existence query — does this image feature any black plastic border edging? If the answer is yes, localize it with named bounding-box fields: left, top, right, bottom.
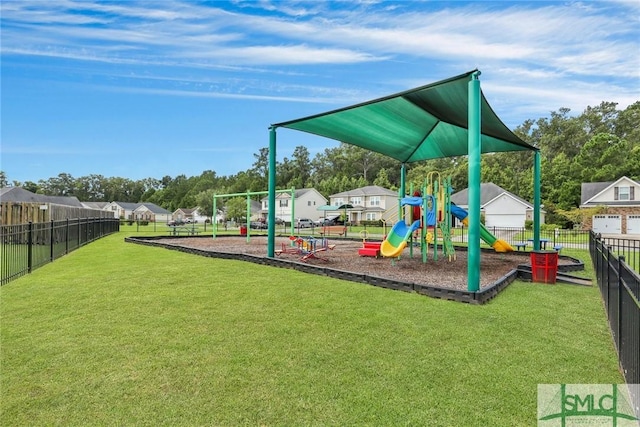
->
left=125, top=236, right=531, bottom=305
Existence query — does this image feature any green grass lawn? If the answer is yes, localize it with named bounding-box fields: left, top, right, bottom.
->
left=0, top=232, right=623, bottom=426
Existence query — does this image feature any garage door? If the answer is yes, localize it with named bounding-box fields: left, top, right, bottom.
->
left=592, top=215, right=621, bottom=234
left=485, top=214, right=524, bottom=228
left=627, top=215, right=640, bottom=234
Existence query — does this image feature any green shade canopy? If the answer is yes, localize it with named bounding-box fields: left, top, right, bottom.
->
left=272, top=70, right=537, bottom=162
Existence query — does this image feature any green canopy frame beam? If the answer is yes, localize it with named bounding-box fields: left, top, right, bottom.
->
left=467, top=71, right=482, bottom=292
left=268, top=127, right=277, bottom=257
left=533, top=151, right=541, bottom=250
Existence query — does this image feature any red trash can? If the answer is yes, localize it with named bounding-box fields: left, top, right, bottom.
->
left=530, top=250, right=558, bottom=284
left=239, top=225, right=247, bottom=236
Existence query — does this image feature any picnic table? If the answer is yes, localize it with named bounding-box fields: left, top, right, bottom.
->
left=527, top=238, right=550, bottom=250
left=168, top=225, right=201, bottom=236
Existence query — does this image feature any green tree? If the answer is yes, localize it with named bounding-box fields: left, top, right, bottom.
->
left=195, top=189, right=215, bottom=220
left=39, top=173, right=75, bottom=196
left=225, top=197, right=247, bottom=224
left=0, top=171, right=8, bottom=188
left=290, top=146, right=311, bottom=188
left=373, top=168, right=393, bottom=189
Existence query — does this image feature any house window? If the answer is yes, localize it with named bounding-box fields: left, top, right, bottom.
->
left=279, top=200, right=289, bottom=208
left=350, top=197, right=362, bottom=205
left=617, top=186, right=630, bottom=201
left=366, top=212, right=377, bottom=221
left=334, top=198, right=344, bottom=206
left=370, top=196, right=380, bottom=206
left=308, top=201, right=311, bottom=206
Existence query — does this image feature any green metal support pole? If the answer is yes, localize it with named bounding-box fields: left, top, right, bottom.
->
left=290, top=187, right=295, bottom=236
left=267, top=127, right=277, bottom=257
left=533, top=150, right=541, bottom=250
left=467, top=71, right=482, bottom=292
left=212, top=195, right=217, bottom=238
left=246, top=191, right=251, bottom=243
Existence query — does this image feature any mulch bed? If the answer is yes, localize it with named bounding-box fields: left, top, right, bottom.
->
left=147, top=235, right=557, bottom=291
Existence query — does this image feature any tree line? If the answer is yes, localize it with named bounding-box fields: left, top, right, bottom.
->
left=2, top=101, right=638, bottom=225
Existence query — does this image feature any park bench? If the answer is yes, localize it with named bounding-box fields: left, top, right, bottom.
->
left=319, top=225, right=347, bottom=237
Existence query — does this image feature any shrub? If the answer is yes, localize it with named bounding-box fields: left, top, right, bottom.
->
left=360, top=220, right=383, bottom=227
left=525, top=219, right=533, bottom=230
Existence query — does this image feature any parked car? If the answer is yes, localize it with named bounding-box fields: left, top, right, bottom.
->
left=296, top=218, right=315, bottom=228
left=167, top=219, right=185, bottom=226
left=315, top=215, right=342, bottom=226
left=250, top=221, right=268, bottom=229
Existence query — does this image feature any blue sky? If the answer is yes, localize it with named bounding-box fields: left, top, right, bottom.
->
left=1, top=0, right=639, bottom=184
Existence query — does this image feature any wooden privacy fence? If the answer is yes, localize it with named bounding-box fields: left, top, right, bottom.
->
left=0, top=202, right=114, bottom=225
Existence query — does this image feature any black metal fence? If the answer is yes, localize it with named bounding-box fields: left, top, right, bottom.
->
left=590, top=231, right=640, bottom=391
left=0, top=217, right=120, bottom=285
left=599, top=236, right=640, bottom=274
left=456, top=226, right=591, bottom=250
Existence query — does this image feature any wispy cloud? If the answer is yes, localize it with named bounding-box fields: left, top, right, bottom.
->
left=1, top=0, right=637, bottom=121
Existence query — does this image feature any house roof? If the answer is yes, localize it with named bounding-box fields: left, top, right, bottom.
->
left=250, top=200, right=261, bottom=213
left=273, top=70, right=537, bottom=163
left=174, top=208, right=196, bottom=215
left=82, top=201, right=110, bottom=209
left=0, top=187, right=84, bottom=207
left=111, top=201, right=141, bottom=210
left=450, top=183, right=533, bottom=209
left=264, top=188, right=326, bottom=202
left=330, top=185, right=396, bottom=198
left=581, top=176, right=640, bottom=206
left=111, top=201, right=171, bottom=214
left=134, top=203, right=171, bottom=215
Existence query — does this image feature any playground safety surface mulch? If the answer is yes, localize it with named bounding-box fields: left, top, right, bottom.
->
left=149, top=236, right=576, bottom=292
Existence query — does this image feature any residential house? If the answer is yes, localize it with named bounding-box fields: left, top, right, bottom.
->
left=133, top=203, right=172, bottom=222
left=173, top=207, right=209, bottom=223
left=104, top=202, right=140, bottom=220
left=450, top=183, right=545, bottom=228
left=248, top=200, right=262, bottom=222
left=260, top=188, right=327, bottom=222
left=580, top=176, right=640, bottom=235
left=104, top=201, right=171, bottom=222
left=328, top=185, right=398, bottom=224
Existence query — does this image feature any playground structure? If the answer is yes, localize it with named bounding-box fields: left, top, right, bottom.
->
left=380, top=172, right=514, bottom=262
left=276, top=235, right=335, bottom=262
